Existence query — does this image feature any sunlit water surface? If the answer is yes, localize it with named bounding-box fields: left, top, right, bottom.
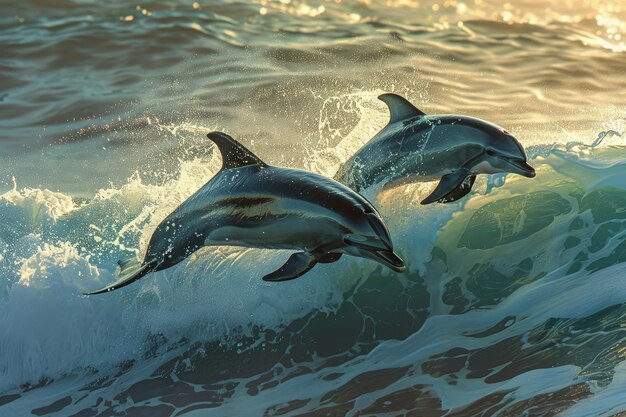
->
left=0, top=0, right=625, bottom=416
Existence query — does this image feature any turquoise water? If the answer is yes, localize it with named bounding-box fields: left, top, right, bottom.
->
left=0, top=1, right=625, bottom=416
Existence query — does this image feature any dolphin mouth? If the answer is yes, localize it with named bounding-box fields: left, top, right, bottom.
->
left=368, top=249, right=406, bottom=273
left=506, top=159, right=536, bottom=178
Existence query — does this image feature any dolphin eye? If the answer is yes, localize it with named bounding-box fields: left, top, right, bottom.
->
left=486, top=148, right=496, bottom=156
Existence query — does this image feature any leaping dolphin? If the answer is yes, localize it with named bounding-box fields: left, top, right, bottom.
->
left=334, top=93, right=536, bottom=204
left=85, top=131, right=405, bottom=295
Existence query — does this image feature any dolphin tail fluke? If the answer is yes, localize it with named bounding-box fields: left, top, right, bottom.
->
left=117, top=257, right=139, bottom=273
left=262, top=252, right=318, bottom=282
left=84, top=261, right=153, bottom=295
left=421, top=170, right=475, bottom=205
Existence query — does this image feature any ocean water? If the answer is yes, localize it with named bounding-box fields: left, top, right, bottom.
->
left=1, top=0, right=625, bottom=416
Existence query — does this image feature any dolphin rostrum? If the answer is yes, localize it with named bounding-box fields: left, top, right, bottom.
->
left=334, top=93, right=536, bottom=204
left=85, top=131, right=405, bottom=294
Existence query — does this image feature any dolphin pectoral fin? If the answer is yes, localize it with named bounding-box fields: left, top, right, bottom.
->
left=206, top=131, right=267, bottom=171
left=420, top=170, right=470, bottom=205
left=378, top=93, right=426, bottom=125
left=437, top=174, right=476, bottom=204
left=318, top=253, right=342, bottom=264
left=84, top=262, right=153, bottom=295
left=262, top=252, right=318, bottom=282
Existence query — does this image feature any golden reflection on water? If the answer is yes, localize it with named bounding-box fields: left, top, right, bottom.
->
left=243, top=0, right=625, bottom=49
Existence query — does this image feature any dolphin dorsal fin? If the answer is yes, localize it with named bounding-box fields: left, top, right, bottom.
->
left=207, top=131, right=267, bottom=171
left=378, top=93, right=426, bottom=125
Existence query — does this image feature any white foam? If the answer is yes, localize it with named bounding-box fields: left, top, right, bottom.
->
left=560, top=360, right=626, bottom=417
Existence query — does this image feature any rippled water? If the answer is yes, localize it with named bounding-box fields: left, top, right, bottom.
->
left=0, top=0, right=625, bottom=416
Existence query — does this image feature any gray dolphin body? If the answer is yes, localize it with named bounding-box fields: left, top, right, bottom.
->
left=86, top=132, right=405, bottom=295
left=335, top=93, right=536, bottom=204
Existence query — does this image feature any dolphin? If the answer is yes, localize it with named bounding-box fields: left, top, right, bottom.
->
left=85, top=131, right=405, bottom=295
left=334, top=93, right=536, bottom=204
